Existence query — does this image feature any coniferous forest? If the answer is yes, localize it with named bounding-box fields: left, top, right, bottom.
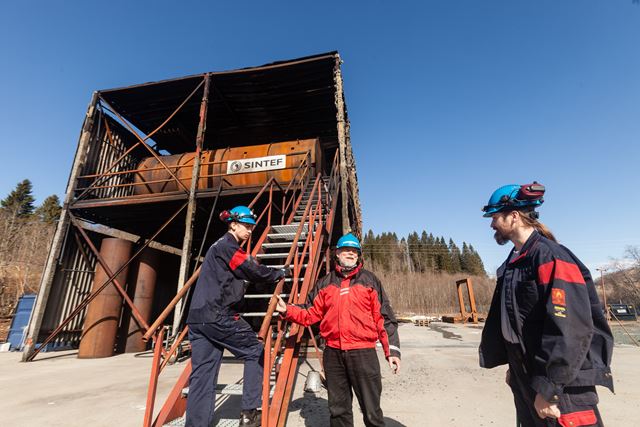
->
left=362, top=230, right=486, bottom=276
left=358, top=230, right=494, bottom=316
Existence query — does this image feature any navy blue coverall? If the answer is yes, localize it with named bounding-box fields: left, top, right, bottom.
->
left=185, top=232, right=284, bottom=427
left=479, top=231, right=614, bottom=427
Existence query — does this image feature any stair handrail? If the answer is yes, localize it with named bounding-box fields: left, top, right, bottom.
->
left=142, top=172, right=315, bottom=427
left=264, top=176, right=334, bottom=426
left=281, top=151, right=312, bottom=223
left=143, top=176, right=290, bottom=341
left=258, top=173, right=322, bottom=341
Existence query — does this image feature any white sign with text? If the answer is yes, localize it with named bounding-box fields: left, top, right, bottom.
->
left=226, top=155, right=286, bottom=174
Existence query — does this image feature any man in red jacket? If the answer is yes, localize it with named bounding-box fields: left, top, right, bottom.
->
left=276, top=233, right=400, bottom=427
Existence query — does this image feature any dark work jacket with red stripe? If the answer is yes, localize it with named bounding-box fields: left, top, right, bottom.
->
left=479, top=231, right=614, bottom=401
left=285, top=264, right=401, bottom=359
left=187, top=232, right=284, bottom=324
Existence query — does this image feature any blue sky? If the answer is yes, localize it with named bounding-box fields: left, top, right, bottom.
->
left=1, top=1, right=639, bottom=274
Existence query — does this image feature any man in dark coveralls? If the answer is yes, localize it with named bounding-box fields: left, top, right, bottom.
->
left=185, top=205, right=289, bottom=427
left=479, top=182, right=614, bottom=427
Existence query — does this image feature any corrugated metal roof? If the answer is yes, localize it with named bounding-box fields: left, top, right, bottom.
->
left=99, top=52, right=341, bottom=154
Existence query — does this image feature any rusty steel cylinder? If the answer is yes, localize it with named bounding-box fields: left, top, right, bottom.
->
left=124, top=249, right=159, bottom=353
left=133, top=139, right=320, bottom=195
left=78, top=238, right=133, bottom=358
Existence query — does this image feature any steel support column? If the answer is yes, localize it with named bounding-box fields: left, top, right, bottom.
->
left=334, top=57, right=350, bottom=234
left=79, top=238, right=133, bottom=358
left=125, top=248, right=160, bottom=353
left=22, top=92, right=99, bottom=362
left=172, top=74, right=211, bottom=334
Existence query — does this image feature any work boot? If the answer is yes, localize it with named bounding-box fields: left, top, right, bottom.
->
left=239, top=409, right=261, bottom=427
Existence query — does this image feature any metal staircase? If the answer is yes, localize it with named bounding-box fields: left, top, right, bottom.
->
left=142, top=153, right=340, bottom=427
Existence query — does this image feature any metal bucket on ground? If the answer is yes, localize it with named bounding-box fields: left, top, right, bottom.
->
left=304, top=370, right=323, bottom=393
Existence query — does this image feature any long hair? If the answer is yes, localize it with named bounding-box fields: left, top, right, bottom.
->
left=519, top=210, right=557, bottom=242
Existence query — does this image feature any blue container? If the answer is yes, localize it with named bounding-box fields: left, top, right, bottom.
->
left=7, top=294, right=36, bottom=351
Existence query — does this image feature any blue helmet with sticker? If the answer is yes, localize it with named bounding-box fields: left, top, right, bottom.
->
left=336, top=233, right=362, bottom=251
left=482, top=182, right=545, bottom=217
left=220, top=205, right=257, bottom=225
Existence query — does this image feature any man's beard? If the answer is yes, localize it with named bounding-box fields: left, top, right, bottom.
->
left=339, top=259, right=358, bottom=268
left=494, top=230, right=509, bottom=246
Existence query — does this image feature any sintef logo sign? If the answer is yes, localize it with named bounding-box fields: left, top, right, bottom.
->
left=226, top=154, right=286, bottom=174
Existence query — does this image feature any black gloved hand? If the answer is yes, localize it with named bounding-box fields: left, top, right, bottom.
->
left=280, top=266, right=293, bottom=278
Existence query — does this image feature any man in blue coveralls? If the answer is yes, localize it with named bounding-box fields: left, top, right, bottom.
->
left=185, top=205, right=289, bottom=427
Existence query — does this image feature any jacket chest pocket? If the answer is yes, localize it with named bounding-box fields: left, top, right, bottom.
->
left=515, top=280, right=539, bottom=317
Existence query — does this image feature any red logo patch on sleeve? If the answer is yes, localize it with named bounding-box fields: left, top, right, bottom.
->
left=552, top=288, right=566, bottom=306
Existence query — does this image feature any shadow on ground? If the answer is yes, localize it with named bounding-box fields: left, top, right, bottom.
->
left=289, top=393, right=407, bottom=426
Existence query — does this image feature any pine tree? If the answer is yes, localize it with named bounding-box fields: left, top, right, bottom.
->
left=419, top=231, right=431, bottom=271
left=436, top=236, right=453, bottom=273
left=362, top=229, right=376, bottom=266
left=36, top=195, right=62, bottom=223
left=468, top=245, right=487, bottom=276
left=449, top=238, right=462, bottom=273
left=407, top=231, right=421, bottom=272
left=1, top=179, right=35, bottom=218
left=461, top=242, right=472, bottom=274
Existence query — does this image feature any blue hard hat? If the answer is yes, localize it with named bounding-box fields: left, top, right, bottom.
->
left=336, top=233, right=361, bottom=251
left=222, top=205, right=257, bottom=225
left=482, top=182, right=545, bottom=217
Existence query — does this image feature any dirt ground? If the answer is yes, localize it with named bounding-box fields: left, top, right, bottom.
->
left=0, top=322, right=637, bottom=426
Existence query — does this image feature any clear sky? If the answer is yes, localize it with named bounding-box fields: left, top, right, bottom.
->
left=1, top=1, right=639, bottom=275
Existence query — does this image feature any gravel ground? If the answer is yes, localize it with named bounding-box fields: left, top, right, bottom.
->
left=0, top=322, right=637, bottom=426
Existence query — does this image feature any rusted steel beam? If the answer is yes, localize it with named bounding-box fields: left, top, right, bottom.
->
left=99, top=84, right=203, bottom=195
left=269, top=328, right=304, bottom=427
left=262, top=325, right=273, bottom=425
left=69, top=184, right=273, bottom=209
left=78, top=150, right=309, bottom=180
left=24, top=203, right=187, bottom=361
left=151, top=361, right=192, bottom=427
left=73, top=224, right=150, bottom=333
left=74, top=123, right=142, bottom=201
left=142, top=266, right=201, bottom=342
left=274, top=236, right=327, bottom=427
left=306, top=327, right=325, bottom=378
left=126, top=248, right=161, bottom=353
left=143, top=327, right=165, bottom=427
left=258, top=175, right=321, bottom=340
left=22, top=92, right=100, bottom=362
left=344, top=119, right=363, bottom=235
left=79, top=237, right=133, bottom=358
left=159, top=325, right=189, bottom=372
left=71, top=202, right=188, bottom=328
left=262, top=185, right=329, bottom=426
left=173, top=74, right=211, bottom=334
left=73, top=219, right=201, bottom=261
left=334, top=58, right=350, bottom=234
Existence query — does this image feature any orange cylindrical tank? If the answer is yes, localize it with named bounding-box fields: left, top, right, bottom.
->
left=79, top=238, right=132, bottom=358
left=124, top=248, right=159, bottom=353
left=133, top=139, right=320, bottom=195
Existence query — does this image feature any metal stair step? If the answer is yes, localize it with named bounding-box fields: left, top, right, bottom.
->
left=294, top=215, right=326, bottom=221
left=296, top=204, right=327, bottom=211
left=181, top=384, right=276, bottom=398
left=241, top=312, right=280, bottom=317
left=267, top=232, right=308, bottom=241
left=165, top=417, right=239, bottom=427
left=295, top=208, right=328, bottom=216
left=267, top=263, right=308, bottom=269
left=271, top=224, right=308, bottom=234
left=255, top=252, right=289, bottom=259
left=261, top=241, right=304, bottom=249
left=243, top=293, right=290, bottom=299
